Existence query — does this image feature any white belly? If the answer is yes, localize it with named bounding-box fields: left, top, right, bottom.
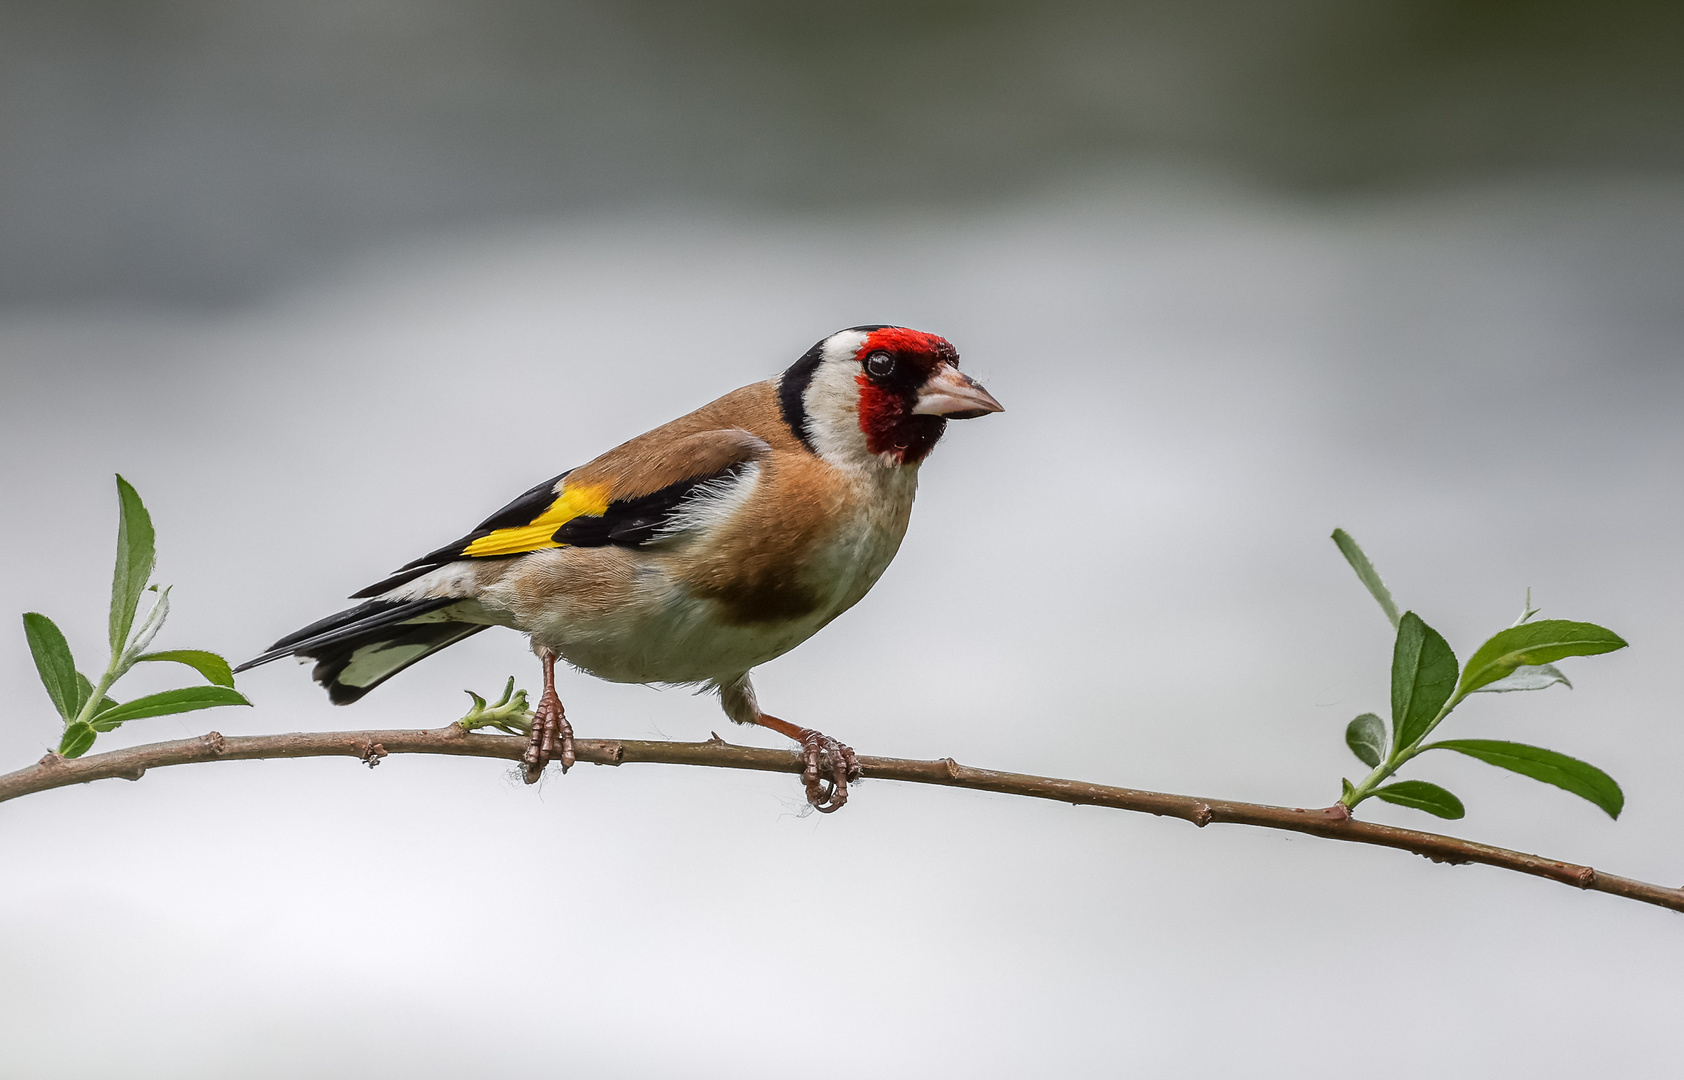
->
left=556, top=578, right=830, bottom=685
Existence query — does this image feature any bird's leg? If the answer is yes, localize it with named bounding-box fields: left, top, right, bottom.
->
left=753, top=713, right=861, bottom=813
left=521, top=648, right=574, bottom=784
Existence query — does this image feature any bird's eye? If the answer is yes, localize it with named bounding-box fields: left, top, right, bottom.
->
left=865, top=352, right=895, bottom=378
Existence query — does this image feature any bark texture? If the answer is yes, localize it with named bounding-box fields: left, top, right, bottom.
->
left=2, top=726, right=1679, bottom=914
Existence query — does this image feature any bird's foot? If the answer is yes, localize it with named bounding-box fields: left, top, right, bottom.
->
left=800, top=731, right=861, bottom=813
left=457, top=677, right=533, bottom=735
left=520, top=687, right=574, bottom=784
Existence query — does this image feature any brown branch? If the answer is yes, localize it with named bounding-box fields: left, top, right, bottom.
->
left=3, top=725, right=1681, bottom=914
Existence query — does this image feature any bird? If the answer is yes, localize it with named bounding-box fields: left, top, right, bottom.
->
left=236, top=325, right=1002, bottom=810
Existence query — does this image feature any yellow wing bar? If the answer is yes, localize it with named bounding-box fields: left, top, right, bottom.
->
left=461, top=483, right=612, bottom=557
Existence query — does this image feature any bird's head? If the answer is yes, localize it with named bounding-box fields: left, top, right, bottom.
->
left=778, top=325, right=1003, bottom=469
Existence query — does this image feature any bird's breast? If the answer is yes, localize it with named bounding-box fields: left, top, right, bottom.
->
left=679, top=460, right=917, bottom=629
left=489, top=460, right=919, bottom=686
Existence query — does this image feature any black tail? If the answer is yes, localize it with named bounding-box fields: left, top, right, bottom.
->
left=236, top=598, right=488, bottom=704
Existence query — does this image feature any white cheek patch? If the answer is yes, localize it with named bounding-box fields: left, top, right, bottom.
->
left=802, top=330, right=877, bottom=468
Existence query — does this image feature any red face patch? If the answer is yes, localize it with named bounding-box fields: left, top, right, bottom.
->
left=854, top=327, right=957, bottom=363
left=852, top=327, right=958, bottom=464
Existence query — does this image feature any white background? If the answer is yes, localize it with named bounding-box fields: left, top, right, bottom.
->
left=3, top=179, right=1682, bottom=1076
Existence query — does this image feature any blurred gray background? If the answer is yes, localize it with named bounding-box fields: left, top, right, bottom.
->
left=2, top=3, right=1682, bottom=1077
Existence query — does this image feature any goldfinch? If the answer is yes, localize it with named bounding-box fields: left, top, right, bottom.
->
left=237, top=326, right=1002, bottom=810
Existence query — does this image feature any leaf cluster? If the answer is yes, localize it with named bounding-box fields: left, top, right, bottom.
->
left=1331, top=529, right=1626, bottom=821
left=22, top=477, right=249, bottom=758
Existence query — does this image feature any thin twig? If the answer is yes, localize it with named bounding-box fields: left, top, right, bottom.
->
left=2, top=725, right=1680, bottom=914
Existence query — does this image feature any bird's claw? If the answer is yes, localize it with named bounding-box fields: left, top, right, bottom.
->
left=800, top=732, right=860, bottom=813
left=521, top=688, right=573, bottom=784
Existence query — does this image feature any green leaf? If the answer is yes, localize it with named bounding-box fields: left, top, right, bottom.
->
left=1345, top=712, right=1387, bottom=768
left=73, top=672, right=118, bottom=719
left=137, top=650, right=235, bottom=687
left=81, top=669, right=125, bottom=732
left=23, top=613, right=79, bottom=721
left=1391, top=612, right=1459, bottom=752
left=108, top=475, right=157, bottom=655
left=59, top=722, right=97, bottom=759
left=1472, top=663, right=1571, bottom=695
left=1331, top=528, right=1401, bottom=629
left=1427, top=739, right=1624, bottom=819
left=1340, top=778, right=1357, bottom=804
left=91, top=686, right=250, bottom=727
left=1458, top=620, right=1627, bottom=695
left=1374, top=780, right=1465, bottom=819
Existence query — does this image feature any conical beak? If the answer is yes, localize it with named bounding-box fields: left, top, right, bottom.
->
left=911, top=365, right=1004, bottom=420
